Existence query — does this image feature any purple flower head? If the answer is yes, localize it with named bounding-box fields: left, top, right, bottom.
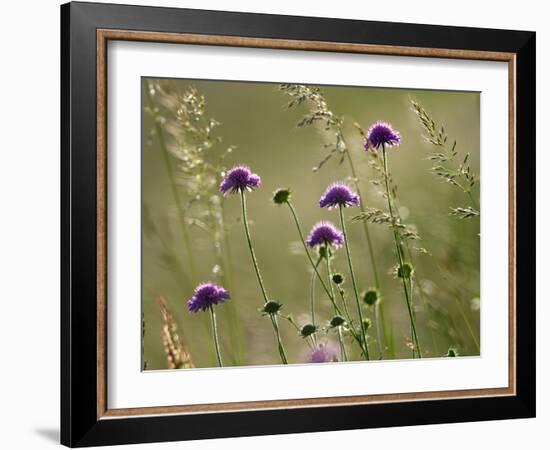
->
left=187, top=282, right=230, bottom=313
left=308, top=343, right=339, bottom=363
left=319, top=182, right=360, bottom=209
left=306, top=221, right=344, bottom=249
left=365, top=121, right=401, bottom=150
left=219, top=165, right=261, bottom=196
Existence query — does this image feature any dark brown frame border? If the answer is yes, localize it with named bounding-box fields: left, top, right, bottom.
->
left=62, top=2, right=535, bottom=446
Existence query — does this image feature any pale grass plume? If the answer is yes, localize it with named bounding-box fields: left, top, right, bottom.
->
left=157, top=296, right=195, bottom=369
left=410, top=99, right=479, bottom=217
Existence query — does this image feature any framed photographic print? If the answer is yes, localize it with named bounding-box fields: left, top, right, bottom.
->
left=60, top=1, right=536, bottom=447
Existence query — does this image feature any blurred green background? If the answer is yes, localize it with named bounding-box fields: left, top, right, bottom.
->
left=142, top=78, right=480, bottom=370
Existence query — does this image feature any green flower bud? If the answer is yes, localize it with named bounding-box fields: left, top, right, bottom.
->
left=362, top=289, right=379, bottom=306
left=262, top=300, right=283, bottom=315
left=362, top=318, right=372, bottom=330
left=272, top=188, right=292, bottom=205
left=446, top=347, right=458, bottom=357
left=397, top=262, right=414, bottom=279
left=329, top=316, right=346, bottom=327
left=332, top=273, right=345, bottom=285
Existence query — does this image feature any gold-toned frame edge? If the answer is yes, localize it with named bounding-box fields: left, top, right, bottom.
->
left=96, top=29, right=517, bottom=420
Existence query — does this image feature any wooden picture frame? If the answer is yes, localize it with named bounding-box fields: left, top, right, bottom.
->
left=61, top=2, right=535, bottom=446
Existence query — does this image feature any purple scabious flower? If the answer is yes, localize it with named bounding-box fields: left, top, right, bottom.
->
left=319, top=182, right=360, bottom=209
left=308, top=343, right=339, bottom=363
left=365, top=121, right=401, bottom=150
left=219, top=165, right=261, bottom=195
left=187, top=282, right=230, bottom=313
left=306, top=221, right=344, bottom=249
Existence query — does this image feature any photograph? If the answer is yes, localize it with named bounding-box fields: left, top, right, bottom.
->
left=141, top=78, right=481, bottom=369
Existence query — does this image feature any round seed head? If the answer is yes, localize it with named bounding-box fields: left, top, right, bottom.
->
left=362, top=318, right=372, bottom=330
left=362, top=289, right=379, bottom=306
left=397, top=262, right=414, bottom=279
left=262, top=300, right=283, bottom=315
left=332, top=273, right=345, bottom=285
left=329, top=316, right=346, bottom=327
left=272, top=188, right=292, bottom=205
left=447, top=348, right=458, bottom=357
left=300, top=324, right=317, bottom=338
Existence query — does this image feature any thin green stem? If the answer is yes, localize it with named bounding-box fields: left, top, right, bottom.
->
left=209, top=306, right=223, bottom=367
left=373, top=303, right=384, bottom=360
left=344, top=151, right=381, bottom=289
left=393, top=202, right=438, bottom=357
left=286, top=202, right=334, bottom=302
left=310, top=258, right=320, bottom=325
left=282, top=314, right=315, bottom=350
left=310, top=256, right=322, bottom=344
left=336, top=288, right=369, bottom=358
left=337, top=287, right=353, bottom=321
left=337, top=328, right=348, bottom=362
left=240, top=191, right=269, bottom=301
left=270, top=314, right=288, bottom=364
left=325, top=243, right=347, bottom=362
left=240, top=190, right=288, bottom=364
left=388, top=321, right=396, bottom=359
left=286, top=201, right=362, bottom=357
left=381, top=144, right=422, bottom=358
left=339, top=205, right=369, bottom=361
left=219, top=201, right=244, bottom=365
left=345, top=150, right=388, bottom=359
left=206, top=201, right=237, bottom=366
left=454, top=297, right=480, bottom=353
left=410, top=276, right=416, bottom=359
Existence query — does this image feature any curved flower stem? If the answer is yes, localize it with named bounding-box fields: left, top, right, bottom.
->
left=240, top=190, right=288, bottom=364
left=219, top=201, right=245, bottom=365
left=454, top=296, right=480, bottom=352
left=240, top=191, right=268, bottom=300
left=344, top=151, right=381, bottom=290
left=310, top=256, right=322, bottom=344
left=209, top=306, right=223, bottom=367
left=409, top=276, right=416, bottom=358
left=381, top=144, right=422, bottom=358
left=344, top=149, right=387, bottom=359
left=336, top=288, right=369, bottom=358
left=286, top=202, right=334, bottom=301
left=337, top=287, right=353, bottom=321
left=325, top=243, right=347, bottom=362
left=339, top=205, right=369, bottom=361
left=270, top=314, right=288, bottom=364
left=284, top=200, right=365, bottom=355
left=282, top=315, right=315, bottom=350
left=373, top=303, right=384, bottom=360
left=285, top=201, right=362, bottom=357
left=393, top=203, right=437, bottom=356
left=310, top=258, right=321, bottom=324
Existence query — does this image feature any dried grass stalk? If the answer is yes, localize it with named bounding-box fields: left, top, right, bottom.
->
left=157, top=296, right=194, bottom=369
